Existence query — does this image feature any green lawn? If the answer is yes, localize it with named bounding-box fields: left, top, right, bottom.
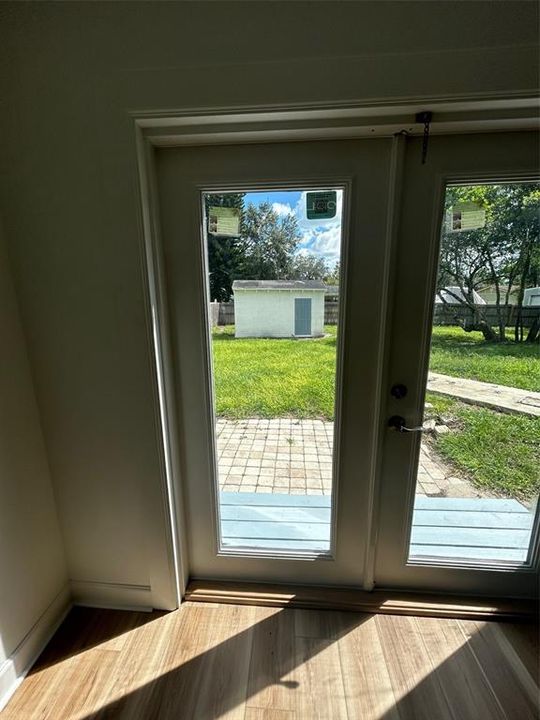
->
left=212, top=325, right=337, bottom=419
left=430, top=326, right=539, bottom=392
left=212, top=324, right=539, bottom=498
left=425, top=394, right=539, bottom=501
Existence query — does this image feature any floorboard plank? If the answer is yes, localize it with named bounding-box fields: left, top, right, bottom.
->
left=458, top=619, right=539, bottom=720
left=246, top=607, right=297, bottom=713
left=1, top=603, right=537, bottom=720
left=289, top=637, right=348, bottom=719
left=375, top=614, right=454, bottom=720
left=338, top=614, right=401, bottom=720
left=245, top=709, right=296, bottom=720
left=412, top=616, right=506, bottom=720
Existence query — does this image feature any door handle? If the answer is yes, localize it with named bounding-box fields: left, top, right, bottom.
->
left=388, top=415, right=430, bottom=433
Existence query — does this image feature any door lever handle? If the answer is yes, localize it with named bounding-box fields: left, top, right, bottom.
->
left=388, top=415, right=431, bottom=433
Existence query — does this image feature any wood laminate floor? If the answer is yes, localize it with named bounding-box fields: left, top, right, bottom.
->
left=1, top=603, right=538, bottom=719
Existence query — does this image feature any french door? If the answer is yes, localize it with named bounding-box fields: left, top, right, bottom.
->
left=156, top=138, right=393, bottom=586
left=154, top=131, right=539, bottom=597
left=375, top=131, right=539, bottom=598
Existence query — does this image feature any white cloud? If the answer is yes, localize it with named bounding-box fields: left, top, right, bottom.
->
left=300, top=226, right=342, bottom=261
left=272, top=202, right=294, bottom=217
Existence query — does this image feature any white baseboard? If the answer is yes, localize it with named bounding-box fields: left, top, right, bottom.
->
left=70, top=579, right=153, bottom=611
left=0, top=583, right=72, bottom=712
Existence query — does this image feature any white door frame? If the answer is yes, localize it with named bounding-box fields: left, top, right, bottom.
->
left=133, top=96, right=538, bottom=608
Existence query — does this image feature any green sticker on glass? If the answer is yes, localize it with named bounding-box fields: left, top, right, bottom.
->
left=306, top=191, right=337, bottom=220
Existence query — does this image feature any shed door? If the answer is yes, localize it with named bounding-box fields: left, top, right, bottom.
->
left=294, top=298, right=312, bottom=336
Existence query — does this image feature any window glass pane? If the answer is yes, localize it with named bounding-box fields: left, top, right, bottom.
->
left=409, top=181, right=540, bottom=565
left=203, top=188, right=344, bottom=554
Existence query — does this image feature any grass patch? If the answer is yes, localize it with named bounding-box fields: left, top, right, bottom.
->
left=425, top=393, right=540, bottom=501
left=212, top=325, right=337, bottom=420
left=430, top=326, right=539, bottom=392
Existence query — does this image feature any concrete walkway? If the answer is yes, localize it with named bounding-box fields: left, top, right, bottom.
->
left=427, top=372, right=540, bottom=417
left=216, top=418, right=486, bottom=498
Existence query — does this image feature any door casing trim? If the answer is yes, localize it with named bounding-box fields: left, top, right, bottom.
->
left=133, top=96, right=539, bottom=607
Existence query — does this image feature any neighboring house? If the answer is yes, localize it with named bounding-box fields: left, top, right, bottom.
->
left=233, top=280, right=326, bottom=338
left=524, top=287, right=540, bottom=306
left=477, top=284, right=519, bottom=304
left=435, top=286, right=486, bottom=305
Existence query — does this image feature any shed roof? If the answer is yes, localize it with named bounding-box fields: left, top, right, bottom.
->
left=232, top=280, right=326, bottom=291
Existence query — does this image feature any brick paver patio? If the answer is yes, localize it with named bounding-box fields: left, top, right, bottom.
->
left=217, top=418, right=491, bottom=498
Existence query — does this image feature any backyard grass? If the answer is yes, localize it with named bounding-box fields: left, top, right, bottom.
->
left=212, top=325, right=337, bottom=419
left=430, top=326, right=539, bottom=392
left=425, top=394, right=540, bottom=501
left=211, top=324, right=539, bottom=498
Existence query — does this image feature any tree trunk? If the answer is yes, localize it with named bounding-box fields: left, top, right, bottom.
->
left=486, top=251, right=506, bottom=340
left=514, top=229, right=531, bottom=344
left=456, top=317, right=499, bottom=342
left=526, top=315, right=539, bottom=343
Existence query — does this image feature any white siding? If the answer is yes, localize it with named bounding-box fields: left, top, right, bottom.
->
left=234, top=290, right=325, bottom=338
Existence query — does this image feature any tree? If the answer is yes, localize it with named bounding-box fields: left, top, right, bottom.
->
left=205, top=193, right=244, bottom=301
left=238, top=202, right=301, bottom=279
left=438, top=184, right=539, bottom=342
left=324, top=261, right=340, bottom=286
left=207, top=199, right=338, bottom=295
left=292, top=253, right=329, bottom=280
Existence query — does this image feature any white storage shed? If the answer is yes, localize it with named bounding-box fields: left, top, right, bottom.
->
left=232, top=280, right=326, bottom=338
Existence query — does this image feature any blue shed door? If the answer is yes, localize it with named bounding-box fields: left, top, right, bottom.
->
left=294, top=298, right=312, bottom=336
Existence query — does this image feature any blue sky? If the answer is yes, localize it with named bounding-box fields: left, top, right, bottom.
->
left=243, top=189, right=343, bottom=265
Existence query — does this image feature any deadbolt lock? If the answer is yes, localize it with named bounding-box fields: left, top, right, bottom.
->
left=390, top=383, right=408, bottom=399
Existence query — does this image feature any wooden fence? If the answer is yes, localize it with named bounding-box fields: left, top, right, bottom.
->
left=210, top=301, right=539, bottom=329
left=433, top=303, right=539, bottom=328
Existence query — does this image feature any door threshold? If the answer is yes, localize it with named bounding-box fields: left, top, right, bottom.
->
left=185, top=580, right=536, bottom=621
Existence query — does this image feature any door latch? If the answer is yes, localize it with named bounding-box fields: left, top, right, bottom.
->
left=388, top=415, right=429, bottom=433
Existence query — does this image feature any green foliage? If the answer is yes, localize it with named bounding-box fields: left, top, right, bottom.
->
left=439, top=183, right=540, bottom=341
left=324, top=260, right=340, bottom=286
left=206, top=197, right=339, bottom=297
left=430, top=326, right=539, bottom=392
left=292, top=253, right=329, bottom=280
left=238, top=202, right=301, bottom=280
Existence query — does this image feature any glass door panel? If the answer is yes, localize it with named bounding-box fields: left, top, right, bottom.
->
left=408, top=180, right=539, bottom=566
left=202, top=188, right=345, bottom=555
left=375, top=131, right=539, bottom=597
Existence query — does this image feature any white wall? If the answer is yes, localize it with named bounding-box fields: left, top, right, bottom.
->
left=0, top=218, right=68, bottom=707
left=0, top=2, right=537, bottom=607
left=235, top=290, right=325, bottom=337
